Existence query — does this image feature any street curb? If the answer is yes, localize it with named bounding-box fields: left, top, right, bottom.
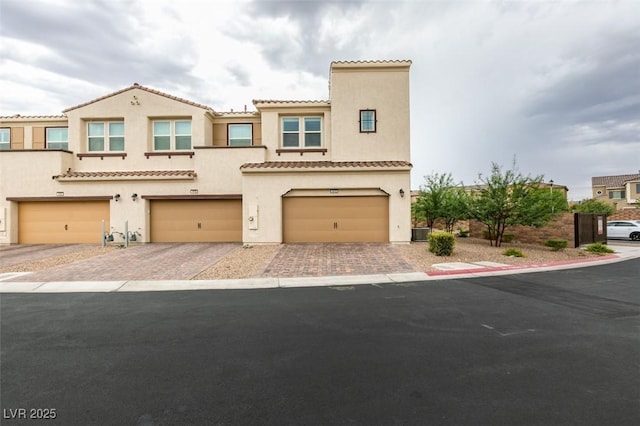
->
left=426, top=254, right=620, bottom=277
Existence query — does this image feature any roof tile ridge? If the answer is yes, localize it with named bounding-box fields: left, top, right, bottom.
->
left=63, top=83, right=214, bottom=113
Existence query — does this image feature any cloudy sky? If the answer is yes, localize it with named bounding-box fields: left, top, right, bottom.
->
left=1, top=0, right=639, bottom=199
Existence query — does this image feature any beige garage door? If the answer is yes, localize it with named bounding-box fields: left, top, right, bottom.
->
left=150, top=200, right=242, bottom=242
left=19, top=201, right=110, bottom=244
left=283, top=196, right=389, bottom=243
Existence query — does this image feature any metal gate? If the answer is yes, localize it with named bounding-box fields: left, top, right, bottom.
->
left=574, top=213, right=607, bottom=247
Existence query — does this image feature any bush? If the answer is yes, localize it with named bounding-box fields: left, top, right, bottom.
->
left=544, top=239, right=568, bottom=251
left=503, top=248, right=525, bottom=257
left=429, top=232, right=456, bottom=256
left=457, top=229, right=469, bottom=238
left=584, top=242, right=615, bottom=254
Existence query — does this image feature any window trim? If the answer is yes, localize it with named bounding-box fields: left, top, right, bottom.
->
left=228, top=123, right=253, bottom=147
left=359, top=109, right=377, bottom=133
left=45, top=126, right=69, bottom=150
left=280, top=116, right=323, bottom=149
left=87, top=121, right=125, bottom=152
left=0, top=128, right=10, bottom=150
left=609, top=190, right=625, bottom=199
left=152, top=119, right=192, bottom=151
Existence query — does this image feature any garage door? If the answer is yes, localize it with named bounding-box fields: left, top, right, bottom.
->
left=283, top=196, right=388, bottom=243
left=150, top=200, right=242, bottom=242
left=19, top=201, right=110, bottom=244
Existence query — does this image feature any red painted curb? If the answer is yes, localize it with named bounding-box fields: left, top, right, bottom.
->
left=426, top=254, right=620, bottom=276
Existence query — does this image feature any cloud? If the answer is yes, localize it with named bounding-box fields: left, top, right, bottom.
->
left=1, top=0, right=638, bottom=200
left=1, top=0, right=203, bottom=106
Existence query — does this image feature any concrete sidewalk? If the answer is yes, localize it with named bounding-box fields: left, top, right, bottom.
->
left=1, top=244, right=638, bottom=293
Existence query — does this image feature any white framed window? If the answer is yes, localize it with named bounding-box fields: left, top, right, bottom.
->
left=46, top=127, right=68, bottom=150
left=281, top=117, right=322, bottom=148
left=0, top=128, right=9, bottom=150
left=87, top=122, right=124, bottom=152
left=153, top=120, right=191, bottom=150
left=360, top=110, right=376, bottom=133
left=228, top=124, right=252, bottom=146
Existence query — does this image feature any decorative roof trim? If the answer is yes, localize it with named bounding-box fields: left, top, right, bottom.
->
left=214, top=111, right=260, bottom=117
left=252, top=99, right=330, bottom=108
left=330, top=60, right=412, bottom=70
left=0, top=114, right=67, bottom=120
left=240, top=161, right=412, bottom=172
left=63, top=83, right=214, bottom=113
left=52, top=170, right=197, bottom=182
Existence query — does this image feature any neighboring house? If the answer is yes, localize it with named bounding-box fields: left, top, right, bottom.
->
left=0, top=60, right=412, bottom=244
left=592, top=173, right=640, bottom=210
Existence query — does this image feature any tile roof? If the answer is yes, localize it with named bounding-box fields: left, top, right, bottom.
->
left=63, top=83, right=214, bottom=113
left=0, top=114, right=67, bottom=120
left=252, top=99, right=330, bottom=106
left=53, top=170, right=197, bottom=181
left=592, top=173, right=640, bottom=188
left=331, top=59, right=412, bottom=65
left=240, top=161, right=412, bottom=170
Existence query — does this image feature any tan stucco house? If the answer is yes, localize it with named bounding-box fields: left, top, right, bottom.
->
left=592, top=173, right=640, bottom=210
left=0, top=60, right=412, bottom=245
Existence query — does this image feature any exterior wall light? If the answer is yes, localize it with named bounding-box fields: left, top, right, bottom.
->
left=114, top=194, right=120, bottom=202
left=131, top=193, right=138, bottom=201
left=399, top=189, right=405, bottom=198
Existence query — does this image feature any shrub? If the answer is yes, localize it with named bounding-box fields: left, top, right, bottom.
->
left=544, top=239, right=568, bottom=252
left=429, top=232, right=456, bottom=256
left=584, top=242, right=615, bottom=254
left=457, top=229, right=470, bottom=238
left=503, top=248, right=524, bottom=257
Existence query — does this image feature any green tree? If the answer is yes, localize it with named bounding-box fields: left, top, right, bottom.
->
left=469, top=161, right=562, bottom=247
left=414, top=172, right=456, bottom=230
left=572, top=198, right=615, bottom=215
left=441, top=186, right=471, bottom=232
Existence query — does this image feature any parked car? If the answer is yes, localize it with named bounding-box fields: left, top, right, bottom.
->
left=607, top=220, right=640, bottom=241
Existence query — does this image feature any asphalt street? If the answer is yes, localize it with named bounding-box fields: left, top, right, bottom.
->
left=1, top=259, right=639, bottom=426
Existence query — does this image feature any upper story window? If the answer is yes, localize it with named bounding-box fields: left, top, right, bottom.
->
left=609, top=190, right=625, bottom=199
left=228, top=124, right=252, bottom=146
left=360, top=110, right=377, bottom=133
left=282, top=117, right=321, bottom=148
left=88, top=122, right=124, bottom=152
left=0, top=128, right=9, bottom=150
left=636, top=183, right=640, bottom=194
left=46, top=127, right=68, bottom=150
left=153, top=120, right=191, bottom=150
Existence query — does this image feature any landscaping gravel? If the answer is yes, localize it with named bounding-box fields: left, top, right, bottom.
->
left=396, top=238, right=600, bottom=272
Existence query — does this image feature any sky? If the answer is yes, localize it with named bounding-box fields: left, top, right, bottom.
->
left=1, top=0, right=639, bottom=200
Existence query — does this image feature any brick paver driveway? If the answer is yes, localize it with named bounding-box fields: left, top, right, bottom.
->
left=262, top=243, right=416, bottom=277
left=2, top=243, right=417, bottom=282
left=6, top=243, right=239, bottom=282
left=0, top=244, right=95, bottom=267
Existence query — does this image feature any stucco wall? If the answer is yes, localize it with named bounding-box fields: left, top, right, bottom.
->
left=65, top=88, right=211, bottom=172
left=241, top=170, right=411, bottom=243
left=330, top=64, right=411, bottom=162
